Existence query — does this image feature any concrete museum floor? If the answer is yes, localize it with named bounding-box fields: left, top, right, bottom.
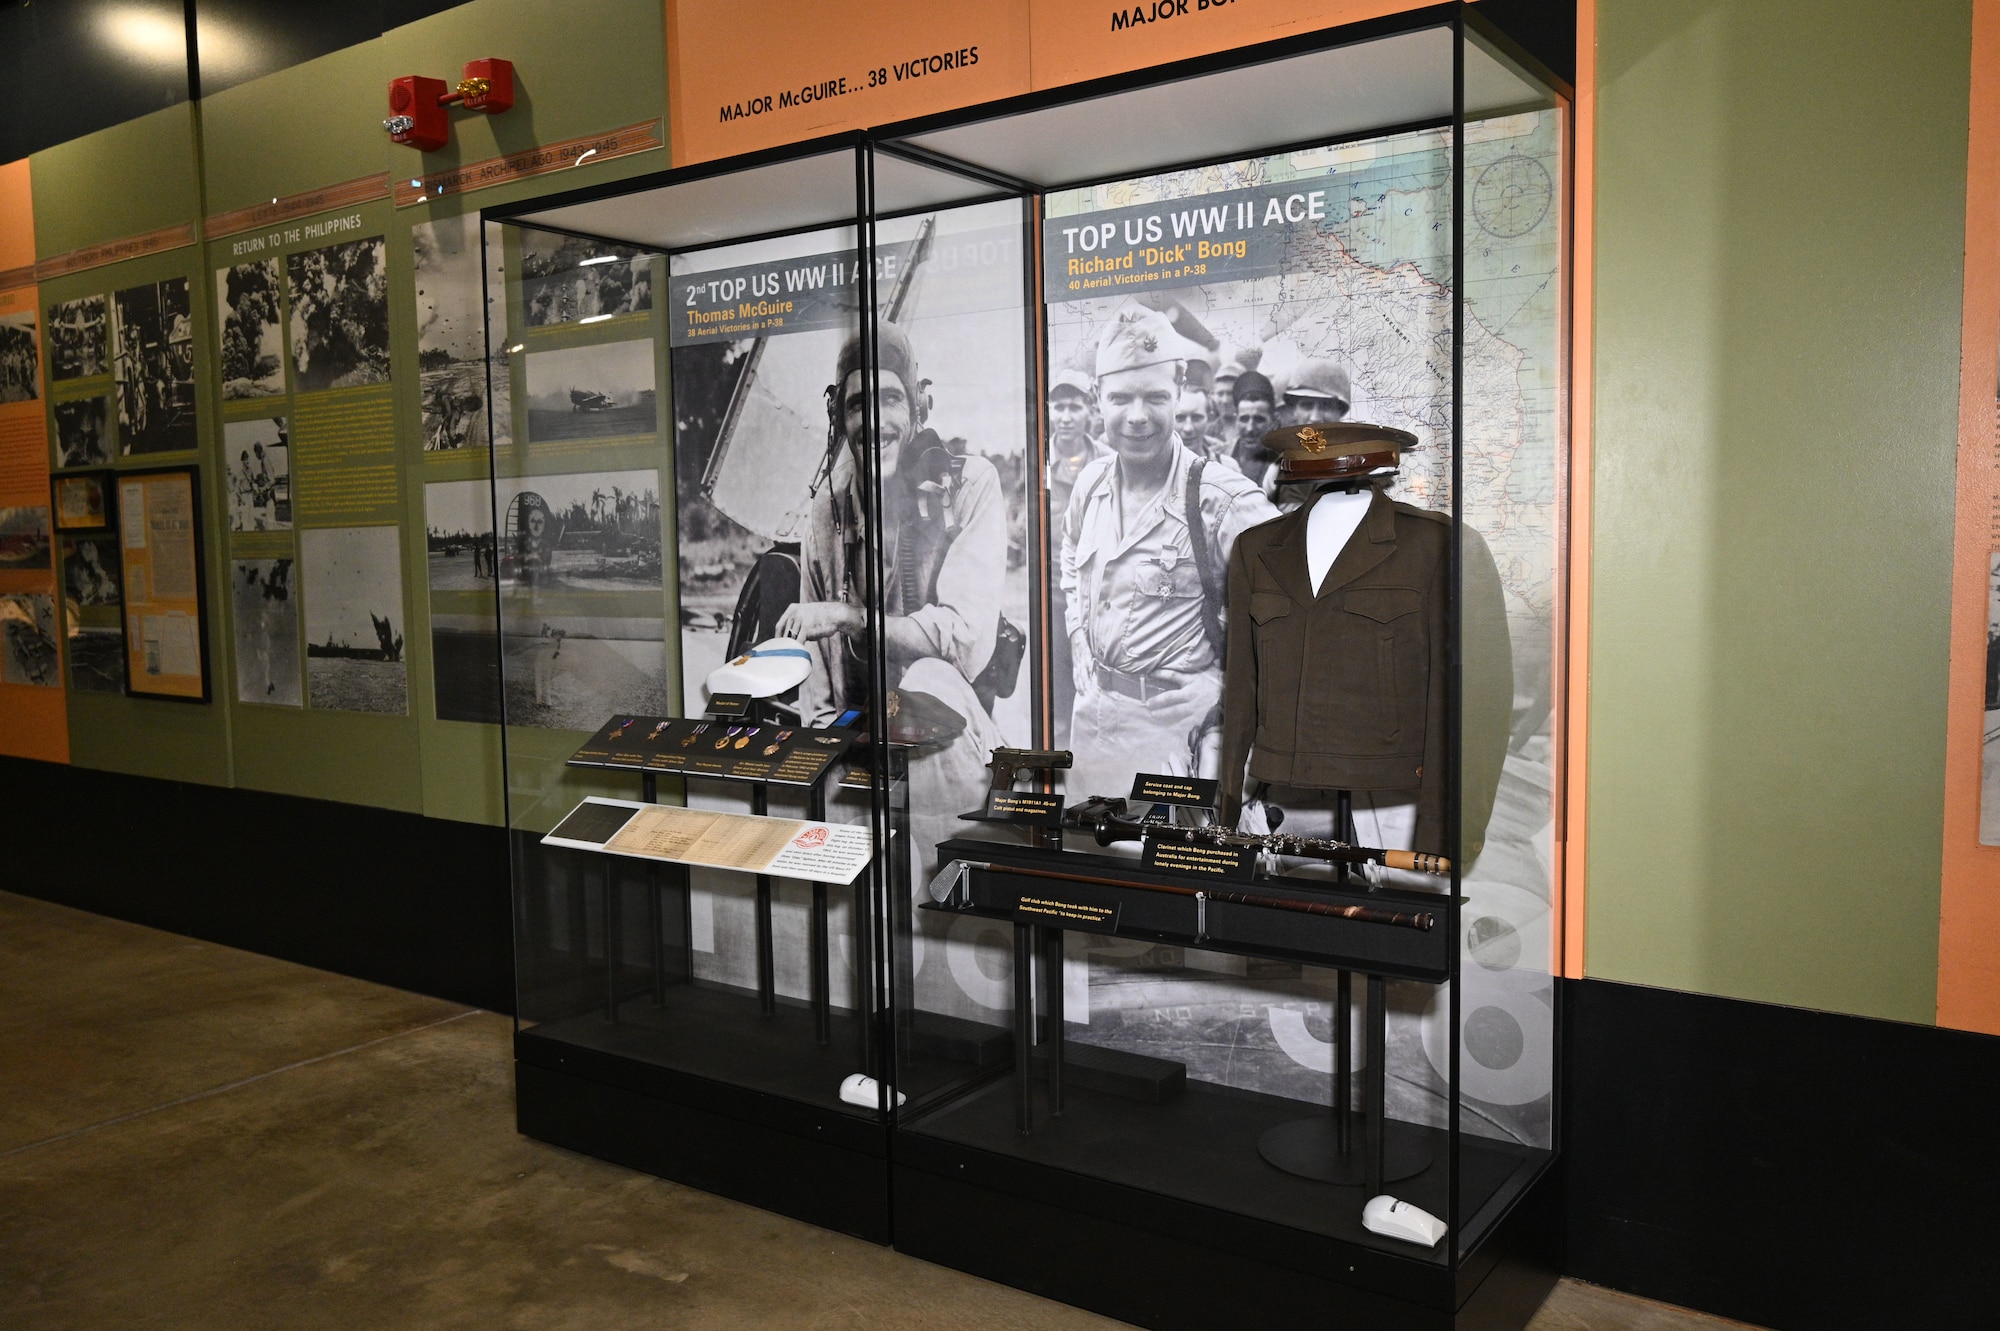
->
left=0, top=891, right=1751, bottom=1330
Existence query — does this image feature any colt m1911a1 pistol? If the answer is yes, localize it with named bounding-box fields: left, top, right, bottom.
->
left=985, top=747, right=1073, bottom=791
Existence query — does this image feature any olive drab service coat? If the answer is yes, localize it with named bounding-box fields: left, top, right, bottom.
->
left=1216, top=487, right=1513, bottom=860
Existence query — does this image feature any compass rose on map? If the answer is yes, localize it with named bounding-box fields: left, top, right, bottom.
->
left=1471, top=155, right=1553, bottom=239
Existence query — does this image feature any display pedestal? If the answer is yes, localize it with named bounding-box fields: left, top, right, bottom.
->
left=517, top=702, right=891, bottom=1242
left=517, top=1029, right=891, bottom=1243
left=1257, top=1116, right=1431, bottom=1185
left=893, top=1113, right=1559, bottom=1331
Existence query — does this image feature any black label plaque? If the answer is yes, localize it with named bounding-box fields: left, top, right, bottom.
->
left=1142, top=837, right=1258, bottom=882
left=1130, top=773, right=1219, bottom=808
left=570, top=715, right=656, bottom=768
left=706, top=693, right=753, bottom=717
left=1015, top=887, right=1122, bottom=934
left=981, top=789, right=1065, bottom=826
left=549, top=801, right=639, bottom=846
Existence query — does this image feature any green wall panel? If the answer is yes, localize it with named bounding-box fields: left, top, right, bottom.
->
left=376, top=0, right=668, bottom=169
left=30, top=106, right=200, bottom=256
left=200, top=45, right=391, bottom=214
left=1587, top=0, right=1970, bottom=1021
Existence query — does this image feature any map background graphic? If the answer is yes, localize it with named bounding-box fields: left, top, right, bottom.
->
left=1041, top=113, right=1564, bottom=1148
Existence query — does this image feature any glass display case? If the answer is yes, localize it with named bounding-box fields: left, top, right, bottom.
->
left=482, top=139, right=1009, bottom=1241
left=484, top=4, right=1567, bottom=1323
left=875, top=8, right=1569, bottom=1329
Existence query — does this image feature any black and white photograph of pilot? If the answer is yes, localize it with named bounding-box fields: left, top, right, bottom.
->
left=493, top=469, right=663, bottom=592
left=216, top=258, right=285, bottom=399
left=112, top=277, right=197, bottom=453
left=234, top=557, right=300, bottom=707
left=54, top=397, right=112, bottom=468
left=0, top=593, right=59, bottom=687
left=414, top=215, right=510, bottom=451
left=46, top=295, right=107, bottom=381
left=0, top=308, right=38, bottom=403
left=667, top=204, right=1031, bottom=879
left=60, top=536, right=121, bottom=607
left=521, top=232, right=653, bottom=329
left=223, top=417, right=290, bottom=532
left=301, top=525, right=406, bottom=715
left=524, top=338, right=657, bottom=442
left=287, top=236, right=391, bottom=391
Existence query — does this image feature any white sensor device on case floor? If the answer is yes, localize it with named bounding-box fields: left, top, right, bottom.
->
left=838, top=1073, right=905, bottom=1109
left=1362, top=1195, right=1448, bottom=1247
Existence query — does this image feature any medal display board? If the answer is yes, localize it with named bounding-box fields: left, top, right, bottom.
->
left=566, top=714, right=856, bottom=787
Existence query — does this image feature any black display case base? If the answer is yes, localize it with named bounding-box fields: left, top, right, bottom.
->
left=1259, top=1114, right=1432, bottom=1185
left=892, top=1076, right=1554, bottom=1329
left=514, top=985, right=892, bottom=1244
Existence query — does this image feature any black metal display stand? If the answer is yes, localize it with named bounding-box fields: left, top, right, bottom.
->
left=901, top=834, right=1555, bottom=1329
left=1256, top=791, right=1433, bottom=1187
left=515, top=699, right=894, bottom=1242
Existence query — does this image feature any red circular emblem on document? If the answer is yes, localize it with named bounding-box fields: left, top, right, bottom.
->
left=792, top=827, right=830, bottom=849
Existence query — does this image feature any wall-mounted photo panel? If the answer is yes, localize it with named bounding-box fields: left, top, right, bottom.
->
left=492, top=469, right=662, bottom=592
left=52, top=471, right=114, bottom=533
left=222, top=417, right=290, bottom=532
left=60, top=535, right=121, bottom=607
left=301, top=524, right=406, bottom=714
left=414, top=215, right=509, bottom=451
left=216, top=258, right=285, bottom=399
left=118, top=466, right=209, bottom=700
left=431, top=610, right=499, bottom=726
left=524, top=338, right=656, bottom=442
left=520, top=232, right=653, bottom=328
left=423, top=478, right=493, bottom=593
left=498, top=614, right=667, bottom=731
left=1983, top=552, right=2000, bottom=844
left=233, top=557, right=300, bottom=707
left=0, top=307, right=37, bottom=404
left=53, top=397, right=112, bottom=469
left=0, top=505, right=52, bottom=568
left=287, top=237, right=391, bottom=391
left=46, top=295, right=107, bottom=381
left=0, top=307, right=37, bottom=403
left=0, top=594, right=59, bottom=687
left=112, top=278, right=197, bottom=454
left=66, top=625, right=125, bottom=694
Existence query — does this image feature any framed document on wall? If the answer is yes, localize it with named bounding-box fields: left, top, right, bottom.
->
left=52, top=470, right=115, bottom=533
left=117, top=466, right=210, bottom=702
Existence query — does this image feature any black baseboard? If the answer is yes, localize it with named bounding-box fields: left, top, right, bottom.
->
left=891, top=1154, right=1558, bottom=1331
left=515, top=1046, right=891, bottom=1243
left=0, top=755, right=513, bottom=1013
left=1562, top=977, right=2000, bottom=1331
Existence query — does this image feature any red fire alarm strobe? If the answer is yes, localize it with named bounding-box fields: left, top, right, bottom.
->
left=384, top=59, right=515, bottom=151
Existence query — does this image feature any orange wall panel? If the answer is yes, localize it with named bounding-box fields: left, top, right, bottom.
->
left=1939, top=0, right=2000, bottom=1035
left=667, top=1, right=1031, bottom=164
left=1027, top=0, right=1415, bottom=89
left=0, top=157, right=69, bottom=763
